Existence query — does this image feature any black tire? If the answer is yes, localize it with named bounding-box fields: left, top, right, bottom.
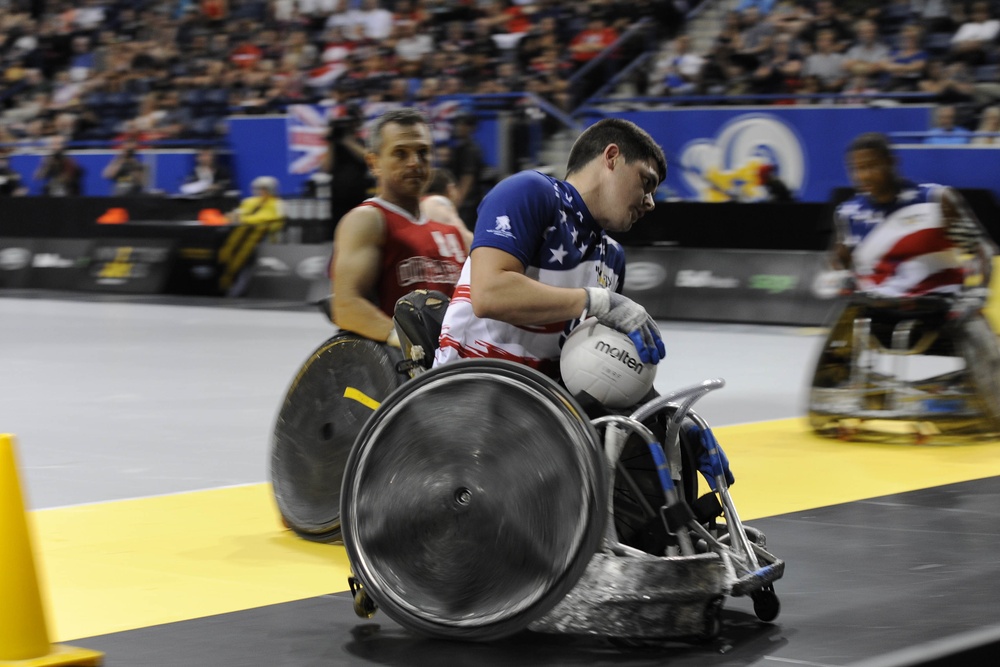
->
left=611, top=409, right=700, bottom=555
left=270, top=333, right=406, bottom=543
left=341, top=359, right=607, bottom=641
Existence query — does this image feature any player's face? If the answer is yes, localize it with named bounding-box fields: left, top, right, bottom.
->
left=847, top=148, right=894, bottom=202
left=604, top=154, right=660, bottom=233
left=369, top=122, right=432, bottom=204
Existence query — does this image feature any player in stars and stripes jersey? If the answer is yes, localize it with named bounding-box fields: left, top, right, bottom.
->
left=832, top=132, right=995, bottom=299
left=433, top=118, right=668, bottom=379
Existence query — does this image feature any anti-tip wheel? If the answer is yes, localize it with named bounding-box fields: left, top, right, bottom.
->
left=751, top=586, right=780, bottom=622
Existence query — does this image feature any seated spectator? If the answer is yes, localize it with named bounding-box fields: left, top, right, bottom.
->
left=180, top=148, right=234, bottom=197
left=950, top=1, right=999, bottom=66
left=34, top=137, right=84, bottom=197
left=799, top=0, right=852, bottom=53
left=227, top=175, right=286, bottom=239
left=751, top=32, right=803, bottom=94
left=972, top=105, right=1000, bottom=145
left=567, top=12, right=619, bottom=69
left=102, top=139, right=149, bottom=195
left=883, top=23, right=928, bottom=91
left=924, top=104, right=972, bottom=144
left=842, top=19, right=890, bottom=85
left=736, top=0, right=777, bottom=15
left=733, top=5, right=775, bottom=70
left=648, top=34, right=706, bottom=96
left=802, top=29, right=847, bottom=92
left=919, top=59, right=976, bottom=103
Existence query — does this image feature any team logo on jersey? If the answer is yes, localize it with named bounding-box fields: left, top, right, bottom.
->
left=488, top=215, right=516, bottom=239
left=679, top=114, right=806, bottom=203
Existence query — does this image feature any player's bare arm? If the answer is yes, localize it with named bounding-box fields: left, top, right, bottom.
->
left=469, top=246, right=589, bottom=326
left=421, top=195, right=473, bottom=250
left=331, top=206, right=396, bottom=343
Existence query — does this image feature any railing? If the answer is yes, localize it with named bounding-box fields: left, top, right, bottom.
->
left=577, top=91, right=940, bottom=114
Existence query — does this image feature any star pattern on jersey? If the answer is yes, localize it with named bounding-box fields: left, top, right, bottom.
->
left=549, top=244, right=568, bottom=264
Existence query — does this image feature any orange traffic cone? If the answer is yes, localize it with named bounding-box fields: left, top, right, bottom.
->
left=0, top=434, right=104, bottom=666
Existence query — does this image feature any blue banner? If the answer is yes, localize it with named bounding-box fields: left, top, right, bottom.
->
left=580, top=106, right=933, bottom=202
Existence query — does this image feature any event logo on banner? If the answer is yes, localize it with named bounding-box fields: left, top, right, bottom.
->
left=678, top=114, right=806, bottom=203
left=287, top=101, right=466, bottom=176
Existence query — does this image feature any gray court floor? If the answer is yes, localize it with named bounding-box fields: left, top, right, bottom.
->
left=1, top=293, right=825, bottom=510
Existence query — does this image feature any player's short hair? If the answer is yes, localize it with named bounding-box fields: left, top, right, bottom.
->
left=367, top=107, right=430, bottom=154
left=565, top=118, right=667, bottom=183
left=425, top=168, right=456, bottom=196
left=846, top=132, right=895, bottom=163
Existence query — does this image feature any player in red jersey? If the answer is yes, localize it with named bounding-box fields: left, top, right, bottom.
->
left=330, top=108, right=472, bottom=346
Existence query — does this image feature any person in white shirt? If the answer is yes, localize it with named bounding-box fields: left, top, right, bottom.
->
left=951, top=1, right=1000, bottom=65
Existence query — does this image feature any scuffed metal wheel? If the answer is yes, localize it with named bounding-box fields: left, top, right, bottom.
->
left=341, top=359, right=606, bottom=641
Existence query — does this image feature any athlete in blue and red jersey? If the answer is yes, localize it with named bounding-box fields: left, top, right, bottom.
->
left=833, top=132, right=993, bottom=298
left=433, top=118, right=668, bottom=378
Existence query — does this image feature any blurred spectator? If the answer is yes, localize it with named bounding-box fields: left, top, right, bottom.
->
left=802, top=29, right=847, bottom=92
left=914, top=0, right=956, bottom=34
left=34, top=137, right=84, bottom=197
left=972, top=105, right=1000, bottom=145
left=447, top=111, right=487, bottom=230
left=180, top=147, right=234, bottom=197
left=567, top=12, right=619, bottom=69
left=799, top=0, right=852, bottom=53
left=918, top=59, right=975, bottom=103
left=736, top=0, right=777, bottom=15
left=648, top=33, right=705, bottom=96
left=394, top=19, right=435, bottom=62
left=102, top=139, right=149, bottom=195
left=751, top=31, right=802, bottom=95
left=733, top=5, right=775, bottom=69
left=227, top=175, right=285, bottom=238
left=842, top=19, right=890, bottom=84
left=326, top=106, right=373, bottom=228
left=924, top=104, right=972, bottom=144
left=949, top=1, right=999, bottom=66
left=0, top=153, right=27, bottom=197
left=883, top=23, right=928, bottom=92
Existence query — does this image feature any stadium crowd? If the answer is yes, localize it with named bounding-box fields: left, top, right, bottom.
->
left=2, top=0, right=999, bottom=174
left=646, top=0, right=1000, bottom=140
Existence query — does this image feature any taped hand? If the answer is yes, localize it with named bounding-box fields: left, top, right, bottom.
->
left=584, top=287, right=665, bottom=364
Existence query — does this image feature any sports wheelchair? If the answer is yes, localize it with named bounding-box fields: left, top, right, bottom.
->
left=808, top=288, right=1000, bottom=444
left=271, top=290, right=784, bottom=642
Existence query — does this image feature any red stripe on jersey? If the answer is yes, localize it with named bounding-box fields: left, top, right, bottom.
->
left=871, top=228, right=953, bottom=285
left=438, top=335, right=559, bottom=377
left=910, top=268, right=966, bottom=295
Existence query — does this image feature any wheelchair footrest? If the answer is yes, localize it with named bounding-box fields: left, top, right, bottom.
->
left=529, top=550, right=728, bottom=640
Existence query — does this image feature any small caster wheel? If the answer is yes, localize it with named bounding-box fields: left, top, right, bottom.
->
left=349, top=576, right=378, bottom=619
left=751, top=586, right=780, bottom=623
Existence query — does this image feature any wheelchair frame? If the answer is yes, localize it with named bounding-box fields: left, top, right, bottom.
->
left=808, top=293, right=1000, bottom=444
left=338, top=292, right=783, bottom=642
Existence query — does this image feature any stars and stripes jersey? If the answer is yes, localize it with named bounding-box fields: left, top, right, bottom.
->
left=433, top=170, right=625, bottom=377
left=835, top=182, right=964, bottom=297
left=360, top=198, right=466, bottom=316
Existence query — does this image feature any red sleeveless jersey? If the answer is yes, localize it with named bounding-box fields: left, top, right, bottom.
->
left=362, top=198, right=466, bottom=316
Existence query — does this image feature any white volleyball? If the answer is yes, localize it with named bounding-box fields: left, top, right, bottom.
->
left=559, top=318, right=657, bottom=409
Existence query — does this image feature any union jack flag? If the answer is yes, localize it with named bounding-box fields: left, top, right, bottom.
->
left=286, top=104, right=330, bottom=174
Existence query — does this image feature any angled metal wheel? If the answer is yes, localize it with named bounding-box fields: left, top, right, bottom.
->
left=341, top=359, right=607, bottom=641
left=271, top=333, right=407, bottom=543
